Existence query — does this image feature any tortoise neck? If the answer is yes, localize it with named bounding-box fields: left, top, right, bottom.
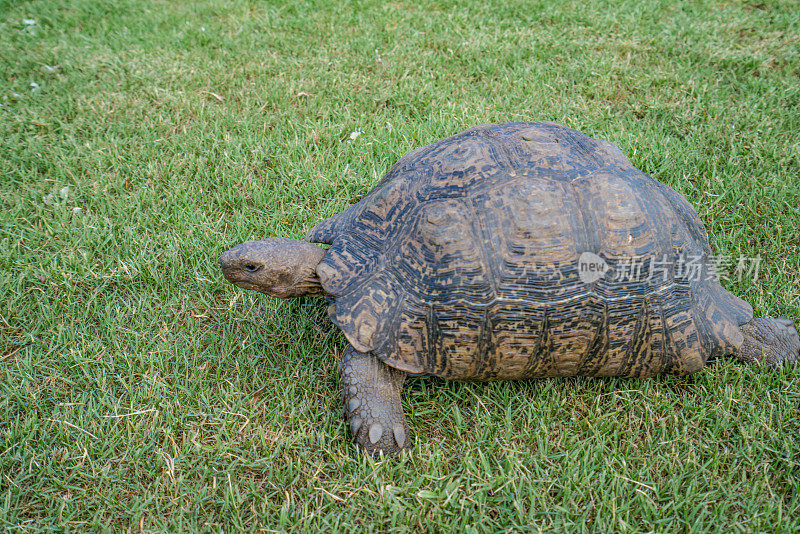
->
left=291, top=263, right=329, bottom=298
left=274, top=239, right=330, bottom=298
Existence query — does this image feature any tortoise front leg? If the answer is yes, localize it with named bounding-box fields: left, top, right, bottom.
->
left=340, top=345, right=410, bottom=456
left=735, top=317, right=799, bottom=365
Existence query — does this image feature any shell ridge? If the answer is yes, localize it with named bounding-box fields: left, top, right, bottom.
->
left=621, top=299, right=651, bottom=376
left=465, top=199, right=501, bottom=299
left=568, top=178, right=602, bottom=260
left=525, top=310, right=553, bottom=377
left=569, top=298, right=603, bottom=376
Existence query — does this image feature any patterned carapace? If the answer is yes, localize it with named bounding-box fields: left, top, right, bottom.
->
left=306, top=122, right=752, bottom=380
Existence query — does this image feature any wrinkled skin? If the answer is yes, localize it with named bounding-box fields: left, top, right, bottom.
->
left=340, top=346, right=410, bottom=455
left=738, top=317, right=800, bottom=365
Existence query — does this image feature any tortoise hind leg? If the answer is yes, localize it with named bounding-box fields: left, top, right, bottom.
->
left=734, top=317, right=799, bottom=365
left=340, top=345, right=410, bottom=456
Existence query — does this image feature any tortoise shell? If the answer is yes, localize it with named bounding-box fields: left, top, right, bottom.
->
left=306, top=122, right=752, bottom=380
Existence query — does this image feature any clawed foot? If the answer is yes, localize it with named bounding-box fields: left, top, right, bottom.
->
left=340, top=346, right=410, bottom=457
left=738, top=317, right=799, bottom=366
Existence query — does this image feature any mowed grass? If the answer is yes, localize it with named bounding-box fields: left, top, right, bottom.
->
left=1, top=0, right=799, bottom=531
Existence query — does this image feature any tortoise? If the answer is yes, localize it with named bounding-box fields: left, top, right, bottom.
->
left=220, top=121, right=799, bottom=456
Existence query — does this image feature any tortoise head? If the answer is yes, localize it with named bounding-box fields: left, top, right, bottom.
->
left=220, top=238, right=327, bottom=298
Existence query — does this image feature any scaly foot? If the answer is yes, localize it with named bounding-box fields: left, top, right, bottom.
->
left=737, top=317, right=799, bottom=365
left=340, top=346, right=410, bottom=456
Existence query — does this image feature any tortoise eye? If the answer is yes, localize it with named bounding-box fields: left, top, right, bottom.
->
left=243, top=263, right=260, bottom=273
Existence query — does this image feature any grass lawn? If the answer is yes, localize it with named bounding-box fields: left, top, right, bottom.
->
left=1, top=0, right=799, bottom=531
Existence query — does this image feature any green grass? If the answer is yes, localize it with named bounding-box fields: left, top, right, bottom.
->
left=1, top=0, right=799, bottom=531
